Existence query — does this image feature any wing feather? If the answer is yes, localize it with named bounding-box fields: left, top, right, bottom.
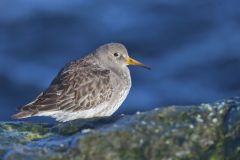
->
left=19, top=58, right=113, bottom=115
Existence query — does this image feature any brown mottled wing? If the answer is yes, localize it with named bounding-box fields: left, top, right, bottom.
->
left=20, top=59, right=113, bottom=114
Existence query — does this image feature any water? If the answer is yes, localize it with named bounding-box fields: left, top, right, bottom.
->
left=0, top=0, right=240, bottom=121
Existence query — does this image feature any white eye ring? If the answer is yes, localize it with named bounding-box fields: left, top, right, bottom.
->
left=113, top=52, right=119, bottom=57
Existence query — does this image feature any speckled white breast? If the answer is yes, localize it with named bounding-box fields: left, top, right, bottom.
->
left=96, top=67, right=132, bottom=117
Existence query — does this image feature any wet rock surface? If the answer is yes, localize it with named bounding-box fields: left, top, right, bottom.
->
left=1, top=97, right=240, bottom=160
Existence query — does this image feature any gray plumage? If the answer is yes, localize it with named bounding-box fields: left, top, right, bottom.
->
left=12, top=43, right=149, bottom=122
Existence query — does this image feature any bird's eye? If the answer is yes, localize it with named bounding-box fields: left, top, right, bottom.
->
left=113, top=52, right=119, bottom=57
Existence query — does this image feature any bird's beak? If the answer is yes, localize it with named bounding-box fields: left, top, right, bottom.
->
left=127, top=56, right=151, bottom=70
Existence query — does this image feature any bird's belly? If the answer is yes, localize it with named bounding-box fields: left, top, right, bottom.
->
left=50, top=102, right=108, bottom=122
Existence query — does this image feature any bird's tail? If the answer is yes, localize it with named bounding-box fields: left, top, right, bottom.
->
left=11, top=111, right=34, bottom=119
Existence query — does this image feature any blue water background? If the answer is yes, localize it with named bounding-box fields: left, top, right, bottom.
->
left=0, top=0, right=240, bottom=122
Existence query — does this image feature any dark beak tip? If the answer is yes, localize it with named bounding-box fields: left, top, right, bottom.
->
left=142, top=65, right=151, bottom=70
left=145, top=66, right=151, bottom=70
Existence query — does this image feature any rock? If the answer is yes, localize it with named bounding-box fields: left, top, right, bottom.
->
left=1, top=97, right=240, bottom=160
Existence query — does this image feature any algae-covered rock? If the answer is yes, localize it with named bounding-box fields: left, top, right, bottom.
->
left=1, top=97, right=240, bottom=160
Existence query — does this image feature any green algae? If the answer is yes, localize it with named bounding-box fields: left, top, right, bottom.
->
left=1, top=98, right=240, bottom=160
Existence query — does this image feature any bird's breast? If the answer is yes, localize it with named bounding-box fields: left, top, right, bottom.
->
left=102, top=68, right=131, bottom=116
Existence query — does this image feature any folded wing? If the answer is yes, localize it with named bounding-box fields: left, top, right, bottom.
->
left=12, top=59, right=113, bottom=119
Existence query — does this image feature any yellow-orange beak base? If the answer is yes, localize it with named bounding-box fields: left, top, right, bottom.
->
left=127, top=57, right=151, bottom=70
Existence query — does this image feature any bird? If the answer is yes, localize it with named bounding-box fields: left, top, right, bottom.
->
left=12, top=43, right=150, bottom=122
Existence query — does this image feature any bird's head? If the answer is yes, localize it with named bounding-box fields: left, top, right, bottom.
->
left=94, top=43, right=150, bottom=70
